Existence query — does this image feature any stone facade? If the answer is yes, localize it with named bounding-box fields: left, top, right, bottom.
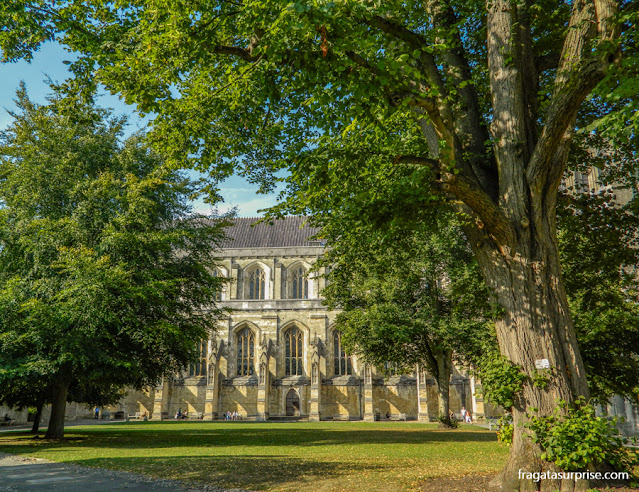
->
left=119, top=217, right=480, bottom=421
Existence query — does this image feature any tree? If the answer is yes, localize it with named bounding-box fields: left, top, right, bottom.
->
left=558, top=185, right=639, bottom=403
left=1, top=1, right=636, bottom=486
left=0, top=85, right=227, bottom=439
left=321, top=213, right=494, bottom=425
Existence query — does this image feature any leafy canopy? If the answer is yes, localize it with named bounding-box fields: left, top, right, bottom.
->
left=322, top=212, right=495, bottom=377
left=0, top=84, right=228, bottom=410
left=558, top=185, right=639, bottom=402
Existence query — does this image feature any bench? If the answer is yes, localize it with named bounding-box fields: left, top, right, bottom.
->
left=167, top=411, right=202, bottom=420
left=0, top=420, right=15, bottom=427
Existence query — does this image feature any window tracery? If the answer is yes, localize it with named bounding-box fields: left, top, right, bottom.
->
left=285, top=327, right=303, bottom=376
left=291, top=266, right=308, bottom=299
left=333, top=331, right=352, bottom=376
left=248, top=268, right=265, bottom=299
left=189, top=340, right=207, bottom=377
left=237, top=327, right=255, bottom=376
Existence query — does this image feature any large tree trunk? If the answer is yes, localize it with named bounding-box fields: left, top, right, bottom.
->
left=44, top=381, right=69, bottom=440
left=458, top=0, right=605, bottom=487
left=466, top=213, right=590, bottom=491
left=30, top=399, right=44, bottom=434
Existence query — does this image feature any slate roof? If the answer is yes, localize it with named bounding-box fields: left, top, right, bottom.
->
left=220, top=216, right=323, bottom=249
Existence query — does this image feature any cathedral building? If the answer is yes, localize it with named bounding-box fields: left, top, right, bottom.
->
left=121, top=216, right=478, bottom=421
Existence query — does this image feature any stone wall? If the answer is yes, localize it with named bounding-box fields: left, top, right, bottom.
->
left=0, top=401, right=95, bottom=426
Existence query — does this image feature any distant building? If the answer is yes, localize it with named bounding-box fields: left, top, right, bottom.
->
left=120, top=216, right=478, bottom=421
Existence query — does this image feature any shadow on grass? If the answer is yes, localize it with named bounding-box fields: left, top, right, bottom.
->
left=0, top=425, right=507, bottom=490
left=0, top=424, right=498, bottom=453
left=62, top=454, right=395, bottom=490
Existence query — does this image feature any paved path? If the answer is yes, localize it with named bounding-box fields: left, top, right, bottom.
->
left=0, top=420, right=250, bottom=491
left=0, top=453, right=190, bottom=491
left=0, top=453, right=247, bottom=492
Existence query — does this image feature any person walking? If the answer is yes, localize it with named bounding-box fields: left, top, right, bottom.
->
left=94, top=407, right=100, bottom=420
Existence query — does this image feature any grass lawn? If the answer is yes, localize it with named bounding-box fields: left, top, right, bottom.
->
left=0, top=421, right=508, bottom=491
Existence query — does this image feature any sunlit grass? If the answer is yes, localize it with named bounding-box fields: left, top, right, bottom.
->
left=0, top=421, right=508, bottom=491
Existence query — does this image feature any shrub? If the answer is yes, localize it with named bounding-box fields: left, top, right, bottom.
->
left=477, top=354, right=526, bottom=409
left=437, top=414, right=459, bottom=428
left=526, top=397, right=639, bottom=473
left=497, top=415, right=514, bottom=446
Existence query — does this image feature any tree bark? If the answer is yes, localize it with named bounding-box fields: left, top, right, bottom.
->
left=465, top=213, right=590, bottom=491
left=437, top=0, right=611, bottom=487
left=44, top=381, right=69, bottom=440
left=435, top=349, right=453, bottom=425
left=30, top=399, right=44, bottom=434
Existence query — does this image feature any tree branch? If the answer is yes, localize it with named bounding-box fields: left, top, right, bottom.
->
left=365, top=14, right=430, bottom=49
left=445, top=174, right=516, bottom=246
left=393, top=155, right=440, bottom=168
left=362, top=14, right=447, bottom=96
left=343, top=52, right=446, bottom=135
left=205, top=45, right=260, bottom=62
left=513, top=0, right=541, bottom=162
left=527, top=0, right=619, bottom=193
left=487, top=0, right=529, bottom=222
left=425, top=0, right=495, bottom=193
left=344, top=50, right=380, bottom=76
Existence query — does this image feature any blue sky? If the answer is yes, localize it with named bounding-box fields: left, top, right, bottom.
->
left=0, top=42, right=283, bottom=218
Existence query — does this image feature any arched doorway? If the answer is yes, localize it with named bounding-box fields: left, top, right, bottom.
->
left=285, top=389, right=300, bottom=417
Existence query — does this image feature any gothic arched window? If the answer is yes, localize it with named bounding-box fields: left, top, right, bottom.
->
left=285, top=327, right=303, bottom=376
left=248, top=268, right=265, bottom=299
left=333, top=331, right=352, bottom=376
left=291, top=267, right=308, bottom=299
left=189, top=340, right=207, bottom=377
left=237, top=328, right=255, bottom=376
